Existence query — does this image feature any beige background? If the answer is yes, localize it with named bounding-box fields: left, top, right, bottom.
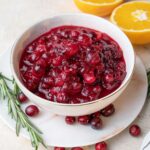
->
left=0, top=0, right=150, bottom=150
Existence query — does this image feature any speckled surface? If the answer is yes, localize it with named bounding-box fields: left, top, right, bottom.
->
left=0, top=0, right=150, bottom=150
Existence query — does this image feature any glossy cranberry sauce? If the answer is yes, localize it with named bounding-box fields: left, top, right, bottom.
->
left=19, top=26, right=126, bottom=104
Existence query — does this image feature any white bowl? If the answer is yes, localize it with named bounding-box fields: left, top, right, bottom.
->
left=11, top=13, right=135, bottom=116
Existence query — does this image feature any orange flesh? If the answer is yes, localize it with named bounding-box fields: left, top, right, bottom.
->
left=113, top=2, right=150, bottom=30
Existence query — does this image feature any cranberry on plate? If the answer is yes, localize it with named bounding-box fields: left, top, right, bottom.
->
left=71, top=147, right=83, bottom=150
left=95, top=141, right=107, bottom=150
left=91, top=117, right=103, bottom=130
left=77, top=115, right=91, bottom=125
left=25, top=105, right=39, bottom=117
left=65, top=116, right=76, bottom=125
left=91, top=111, right=101, bottom=118
left=54, top=147, right=65, bottom=150
left=100, top=104, right=115, bottom=117
left=129, top=124, right=141, bottom=137
left=18, top=92, right=28, bottom=103
left=20, top=25, right=126, bottom=104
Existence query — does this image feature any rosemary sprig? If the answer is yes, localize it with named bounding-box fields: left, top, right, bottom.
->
left=0, top=73, right=47, bottom=150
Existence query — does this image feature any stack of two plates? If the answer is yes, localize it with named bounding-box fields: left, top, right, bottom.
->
left=0, top=49, right=148, bottom=148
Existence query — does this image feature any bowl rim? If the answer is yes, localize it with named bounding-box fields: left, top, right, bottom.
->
left=11, top=13, right=135, bottom=107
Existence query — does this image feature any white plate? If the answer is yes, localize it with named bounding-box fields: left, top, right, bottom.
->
left=0, top=49, right=148, bottom=147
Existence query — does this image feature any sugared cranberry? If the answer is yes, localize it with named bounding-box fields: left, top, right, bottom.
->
left=54, top=147, right=65, bottom=150
left=65, top=116, right=76, bottom=125
left=18, top=92, right=28, bottom=103
left=25, top=105, right=39, bottom=117
left=71, top=147, right=83, bottom=150
left=129, top=125, right=141, bottom=137
left=78, top=115, right=90, bottom=125
left=91, top=117, right=103, bottom=129
left=95, top=142, right=107, bottom=150
left=100, top=104, right=115, bottom=117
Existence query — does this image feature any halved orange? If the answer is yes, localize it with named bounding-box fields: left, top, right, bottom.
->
left=110, top=1, right=150, bottom=45
left=74, top=0, right=124, bottom=17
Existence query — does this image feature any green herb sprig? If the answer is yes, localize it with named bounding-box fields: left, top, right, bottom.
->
left=0, top=73, right=47, bottom=150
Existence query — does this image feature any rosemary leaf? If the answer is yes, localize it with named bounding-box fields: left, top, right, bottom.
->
left=0, top=73, right=46, bottom=150
left=16, top=118, right=21, bottom=136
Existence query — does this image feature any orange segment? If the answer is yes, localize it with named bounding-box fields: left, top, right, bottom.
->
left=110, top=1, right=150, bottom=44
left=74, top=0, right=124, bottom=17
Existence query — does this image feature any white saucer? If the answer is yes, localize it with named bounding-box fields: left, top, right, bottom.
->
left=0, top=49, right=148, bottom=147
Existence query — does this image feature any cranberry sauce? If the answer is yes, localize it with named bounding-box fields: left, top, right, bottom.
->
left=19, top=26, right=126, bottom=104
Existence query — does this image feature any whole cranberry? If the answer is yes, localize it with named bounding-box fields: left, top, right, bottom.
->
left=43, top=77, right=54, bottom=86
left=71, top=82, right=82, bottom=94
left=71, top=147, right=83, bottom=150
left=83, top=71, right=96, bottom=84
left=52, top=56, right=63, bottom=66
left=104, top=74, right=114, bottom=83
left=78, top=34, right=91, bottom=46
left=67, top=44, right=79, bottom=57
left=65, top=116, right=76, bottom=125
left=100, top=104, right=115, bottom=117
left=91, top=117, right=103, bottom=129
left=18, top=92, right=28, bottom=103
left=71, top=31, right=79, bottom=38
left=56, top=92, right=68, bottom=103
left=25, top=105, right=39, bottom=117
left=91, top=111, right=101, bottom=118
left=77, top=115, right=90, bottom=125
left=95, top=141, right=107, bottom=150
left=129, top=125, right=141, bottom=137
left=54, top=147, right=65, bottom=150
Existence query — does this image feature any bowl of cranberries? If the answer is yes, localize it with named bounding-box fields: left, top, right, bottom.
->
left=11, top=14, right=135, bottom=116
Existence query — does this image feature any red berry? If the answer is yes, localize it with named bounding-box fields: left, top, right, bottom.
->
left=95, top=142, right=107, bottom=150
left=91, top=111, right=101, bottom=118
left=83, top=71, right=96, bottom=84
left=104, top=74, right=114, bottom=83
left=18, top=92, right=28, bottom=103
left=65, top=116, right=76, bottom=125
left=56, top=92, right=68, bottom=103
left=129, top=125, right=141, bottom=137
left=43, top=76, right=54, bottom=86
left=67, top=44, right=79, bottom=57
left=91, top=117, right=103, bottom=129
left=78, top=34, right=91, bottom=46
left=25, top=105, right=39, bottom=117
left=78, top=115, right=90, bottom=125
left=100, top=104, right=115, bottom=117
left=54, top=147, right=65, bottom=150
left=52, top=56, right=63, bottom=66
left=71, top=147, right=83, bottom=150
